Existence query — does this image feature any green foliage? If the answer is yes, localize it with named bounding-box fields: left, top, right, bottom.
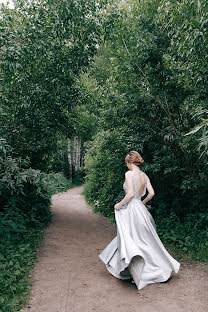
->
left=0, top=0, right=106, bottom=172
left=44, top=172, right=72, bottom=196
left=82, top=0, right=208, bottom=261
left=185, top=109, right=208, bottom=162
left=0, top=229, right=44, bottom=312
left=0, top=138, right=52, bottom=311
left=84, top=129, right=127, bottom=218
left=154, top=204, right=208, bottom=262
left=45, top=171, right=84, bottom=196
left=0, top=138, right=52, bottom=239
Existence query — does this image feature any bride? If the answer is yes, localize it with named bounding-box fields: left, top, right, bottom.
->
left=99, top=151, right=180, bottom=291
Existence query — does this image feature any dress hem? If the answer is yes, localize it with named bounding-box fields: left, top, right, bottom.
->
left=99, top=252, right=180, bottom=290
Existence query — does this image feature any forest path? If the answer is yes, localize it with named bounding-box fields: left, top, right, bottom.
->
left=21, top=186, right=208, bottom=312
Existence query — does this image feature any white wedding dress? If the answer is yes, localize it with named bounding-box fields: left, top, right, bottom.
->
left=99, top=170, right=180, bottom=290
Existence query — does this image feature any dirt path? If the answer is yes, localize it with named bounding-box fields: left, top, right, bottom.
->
left=21, top=186, right=208, bottom=312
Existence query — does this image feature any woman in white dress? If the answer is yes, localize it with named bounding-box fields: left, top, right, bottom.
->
left=99, top=151, right=180, bottom=291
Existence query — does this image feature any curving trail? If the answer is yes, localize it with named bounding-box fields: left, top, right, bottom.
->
left=21, top=186, right=208, bottom=312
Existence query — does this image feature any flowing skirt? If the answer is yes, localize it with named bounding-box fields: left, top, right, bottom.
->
left=98, top=198, right=180, bottom=290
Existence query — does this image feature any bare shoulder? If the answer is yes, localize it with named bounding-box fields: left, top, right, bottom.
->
left=140, top=171, right=150, bottom=182
left=125, top=170, right=132, bottom=177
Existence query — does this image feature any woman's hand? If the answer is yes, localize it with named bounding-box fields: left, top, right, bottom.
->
left=114, top=203, right=121, bottom=210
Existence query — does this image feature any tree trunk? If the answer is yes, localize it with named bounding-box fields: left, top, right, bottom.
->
left=67, top=136, right=84, bottom=182
left=67, top=138, right=73, bottom=183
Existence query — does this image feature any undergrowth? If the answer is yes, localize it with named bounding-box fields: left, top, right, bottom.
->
left=45, top=171, right=84, bottom=196
left=0, top=229, right=44, bottom=312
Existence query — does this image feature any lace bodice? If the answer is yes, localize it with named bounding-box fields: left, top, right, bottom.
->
left=123, top=171, right=147, bottom=198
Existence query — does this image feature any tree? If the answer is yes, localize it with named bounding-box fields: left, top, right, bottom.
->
left=0, top=0, right=107, bottom=171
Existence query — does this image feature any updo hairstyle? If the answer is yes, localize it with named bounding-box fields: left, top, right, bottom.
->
left=125, top=150, right=144, bottom=166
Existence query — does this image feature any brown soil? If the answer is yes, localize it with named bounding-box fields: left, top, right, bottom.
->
left=21, top=186, right=208, bottom=312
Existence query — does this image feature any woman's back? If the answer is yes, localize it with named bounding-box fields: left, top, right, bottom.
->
left=123, top=170, right=147, bottom=198
left=131, top=170, right=147, bottom=197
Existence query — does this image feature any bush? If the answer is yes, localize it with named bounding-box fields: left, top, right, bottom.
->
left=0, top=139, right=52, bottom=241
left=0, top=138, right=52, bottom=311
left=0, top=229, right=44, bottom=312
left=84, top=129, right=127, bottom=220
left=44, top=172, right=72, bottom=196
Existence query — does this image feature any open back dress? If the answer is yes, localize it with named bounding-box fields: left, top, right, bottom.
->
left=98, top=170, right=180, bottom=290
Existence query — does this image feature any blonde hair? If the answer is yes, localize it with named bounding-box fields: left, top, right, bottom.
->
left=125, top=150, right=144, bottom=166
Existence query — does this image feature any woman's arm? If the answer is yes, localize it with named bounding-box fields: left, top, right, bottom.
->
left=142, top=176, right=155, bottom=205
left=114, top=171, right=134, bottom=210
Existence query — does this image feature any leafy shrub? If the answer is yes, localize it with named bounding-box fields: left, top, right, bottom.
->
left=154, top=204, right=208, bottom=262
left=84, top=129, right=128, bottom=220
left=44, top=172, right=72, bottom=196
left=0, top=139, right=52, bottom=241
left=45, top=170, right=84, bottom=196
left=0, top=229, right=44, bottom=312
left=0, top=138, right=52, bottom=311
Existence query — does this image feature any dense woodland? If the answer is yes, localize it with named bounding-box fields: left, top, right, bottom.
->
left=0, top=0, right=207, bottom=311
